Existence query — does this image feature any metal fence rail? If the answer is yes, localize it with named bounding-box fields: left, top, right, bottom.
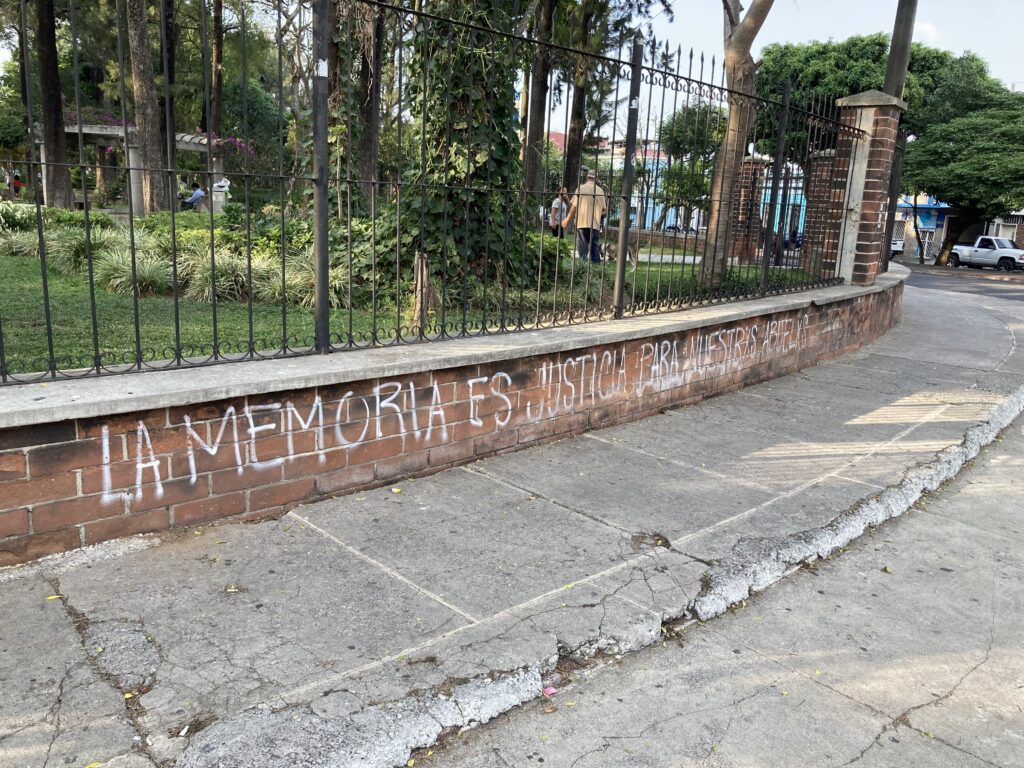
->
left=0, top=0, right=864, bottom=384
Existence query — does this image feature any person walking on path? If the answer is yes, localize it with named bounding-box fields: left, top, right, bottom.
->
left=562, top=170, right=608, bottom=264
left=549, top=186, right=569, bottom=239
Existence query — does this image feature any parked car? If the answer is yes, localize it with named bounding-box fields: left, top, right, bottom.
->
left=663, top=224, right=696, bottom=235
left=949, top=237, right=1024, bottom=271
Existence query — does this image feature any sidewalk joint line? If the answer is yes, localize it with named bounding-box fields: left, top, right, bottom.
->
left=668, top=404, right=953, bottom=551
left=582, top=433, right=779, bottom=494
left=286, top=510, right=480, bottom=623
left=459, top=465, right=636, bottom=537
left=833, top=475, right=887, bottom=491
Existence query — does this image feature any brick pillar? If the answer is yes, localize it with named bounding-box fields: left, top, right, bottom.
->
left=834, top=90, right=906, bottom=286
left=730, top=156, right=770, bottom=264
left=802, top=149, right=840, bottom=275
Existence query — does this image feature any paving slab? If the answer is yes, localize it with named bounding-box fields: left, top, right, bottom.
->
left=475, top=434, right=776, bottom=541
left=869, top=287, right=1012, bottom=370
left=294, top=467, right=641, bottom=618
left=55, top=518, right=471, bottom=762
left=0, top=577, right=143, bottom=768
left=597, top=414, right=861, bottom=493
left=678, top=477, right=873, bottom=562
left=435, top=418, right=1024, bottom=768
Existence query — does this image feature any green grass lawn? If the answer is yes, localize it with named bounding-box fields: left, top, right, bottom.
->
left=0, top=255, right=391, bottom=374
left=0, top=254, right=820, bottom=376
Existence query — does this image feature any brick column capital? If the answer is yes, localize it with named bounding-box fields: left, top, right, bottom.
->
left=836, top=89, right=907, bottom=112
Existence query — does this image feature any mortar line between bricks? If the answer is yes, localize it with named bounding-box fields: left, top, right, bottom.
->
left=673, top=404, right=952, bottom=553
left=286, top=510, right=481, bottom=623
left=581, top=433, right=780, bottom=494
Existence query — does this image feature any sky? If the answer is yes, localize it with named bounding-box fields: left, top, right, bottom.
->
left=647, top=0, right=1023, bottom=90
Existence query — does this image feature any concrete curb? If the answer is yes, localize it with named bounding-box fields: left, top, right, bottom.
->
left=692, top=382, right=1024, bottom=620
left=175, top=382, right=1024, bottom=768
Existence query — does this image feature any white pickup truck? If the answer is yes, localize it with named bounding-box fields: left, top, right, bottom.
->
left=950, top=236, right=1024, bottom=271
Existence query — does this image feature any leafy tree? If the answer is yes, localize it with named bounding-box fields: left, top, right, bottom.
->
left=904, top=105, right=1024, bottom=264
left=559, top=0, right=672, bottom=194
left=655, top=102, right=726, bottom=228
left=405, top=0, right=527, bottom=288
left=755, top=35, right=1008, bottom=136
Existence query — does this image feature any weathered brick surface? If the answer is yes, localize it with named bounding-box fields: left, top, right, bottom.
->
left=0, top=283, right=903, bottom=563
left=842, top=102, right=904, bottom=286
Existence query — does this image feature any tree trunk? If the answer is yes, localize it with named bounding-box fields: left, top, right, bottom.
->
left=524, top=0, right=554, bottom=198
left=96, top=146, right=118, bottom=199
left=16, top=20, right=28, bottom=124
left=126, top=0, right=169, bottom=212
left=356, top=9, right=385, bottom=213
left=936, top=215, right=975, bottom=266
left=35, top=0, right=74, bottom=208
left=327, top=0, right=340, bottom=111
left=159, top=2, right=177, bottom=179
left=702, top=50, right=757, bottom=283
left=653, top=205, right=668, bottom=231
left=211, top=0, right=224, bottom=137
left=562, top=11, right=593, bottom=192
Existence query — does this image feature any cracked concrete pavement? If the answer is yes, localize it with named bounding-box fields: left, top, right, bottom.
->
left=2, top=275, right=1024, bottom=767
left=435, top=411, right=1024, bottom=768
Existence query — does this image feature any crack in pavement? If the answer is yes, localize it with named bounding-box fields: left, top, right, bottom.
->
left=43, top=574, right=160, bottom=765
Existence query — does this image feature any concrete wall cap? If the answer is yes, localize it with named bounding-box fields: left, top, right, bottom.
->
left=0, top=266, right=908, bottom=430
left=836, top=89, right=907, bottom=111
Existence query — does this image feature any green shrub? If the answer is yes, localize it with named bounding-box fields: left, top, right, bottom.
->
left=0, top=202, right=38, bottom=232
left=0, top=229, right=42, bottom=258
left=252, top=246, right=352, bottom=308
left=184, top=248, right=277, bottom=303
left=95, top=247, right=173, bottom=296
left=42, top=208, right=116, bottom=230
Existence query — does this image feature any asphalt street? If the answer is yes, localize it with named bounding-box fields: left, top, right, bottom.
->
left=903, top=265, right=1024, bottom=303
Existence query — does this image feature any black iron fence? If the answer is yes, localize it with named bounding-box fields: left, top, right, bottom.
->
left=0, top=0, right=864, bottom=384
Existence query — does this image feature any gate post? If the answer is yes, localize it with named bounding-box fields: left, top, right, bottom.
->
left=613, top=31, right=644, bottom=320
left=835, top=90, right=906, bottom=286
left=311, top=0, right=331, bottom=353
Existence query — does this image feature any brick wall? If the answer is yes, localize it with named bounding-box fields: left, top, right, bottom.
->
left=0, top=284, right=903, bottom=565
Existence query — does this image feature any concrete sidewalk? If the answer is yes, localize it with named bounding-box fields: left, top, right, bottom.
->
left=3, top=282, right=1024, bottom=768
left=437, top=415, right=1024, bottom=768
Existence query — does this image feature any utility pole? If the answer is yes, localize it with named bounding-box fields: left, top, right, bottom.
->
left=883, top=0, right=918, bottom=99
